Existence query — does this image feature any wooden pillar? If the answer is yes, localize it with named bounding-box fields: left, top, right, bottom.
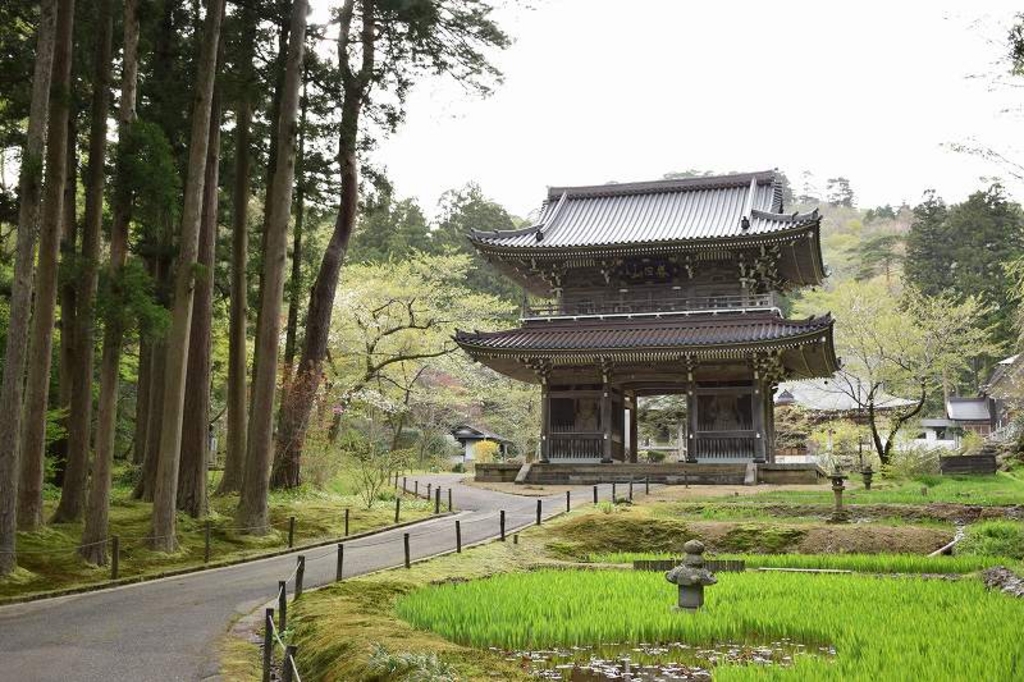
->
left=686, top=385, right=698, bottom=463
left=539, top=380, right=550, bottom=463
left=752, top=377, right=767, bottom=463
left=601, top=375, right=613, bottom=464
left=628, top=393, right=638, bottom=463
left=765, top=385, right=776, bottom=463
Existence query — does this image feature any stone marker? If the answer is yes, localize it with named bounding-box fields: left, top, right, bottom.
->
left=665, top=540, right=717, bottom=610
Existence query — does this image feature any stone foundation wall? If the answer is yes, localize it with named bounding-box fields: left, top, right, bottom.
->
left=757, top=464, right=827, bottom=485
left=473, top=463, right=522, bottom=482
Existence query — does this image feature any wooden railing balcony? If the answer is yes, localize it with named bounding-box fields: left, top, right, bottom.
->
left=691, top=432, right=758, bottom=461
left=547, top=433, right=605, bottom=461
left=523, top=293, right=777, bottom=319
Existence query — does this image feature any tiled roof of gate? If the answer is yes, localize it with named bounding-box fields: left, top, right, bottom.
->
left=455, top=312, right=833, bottom=353
left=469, top=170, right=818, bottom=250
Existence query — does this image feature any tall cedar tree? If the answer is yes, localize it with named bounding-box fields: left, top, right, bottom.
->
left=178, top=84, right=221, bottom=518
left=59, top=0, right=114, bottom=525
left=218, top=0, right=258, bottom=495
left=236, top=0, right=309, bottom=532
left=82, top=0, right=140, bottom=565
left=150, top=0, right=226, bottom=552
left=905, top=186, right=1024, bottom=350
left=0, top=0, right=58, bottom=574
left=17, top=0, right=75, bottom=531
left=272, top=0, right=510, bottom=487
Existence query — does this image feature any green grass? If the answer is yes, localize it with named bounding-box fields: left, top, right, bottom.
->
left=396, top=569, right=1024, bottom=681
left=584, top=551, right=1015, bottom=574
left=1, top=474, right=433, bottom=599
left=959, top=520, right=1024, bottom=560
left=729, top=471, right=1024, bottom=506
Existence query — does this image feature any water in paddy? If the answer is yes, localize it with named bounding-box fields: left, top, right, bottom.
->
left=501, top=640, right=828, bottom=681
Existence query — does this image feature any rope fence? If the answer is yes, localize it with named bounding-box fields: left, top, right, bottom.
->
left=4, top=472, right=458, bottom=583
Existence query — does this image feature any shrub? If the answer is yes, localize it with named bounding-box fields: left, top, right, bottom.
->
left=883, top=444, right=940, bottom=478
left=367, top=643, right=456, bottom=681
left=473, top=439, right=500, bottom=463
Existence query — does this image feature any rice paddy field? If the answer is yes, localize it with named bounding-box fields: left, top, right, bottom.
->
left=585, top=551, right=1016, bottom=574
left=396, top=569, right=1024, bottom=681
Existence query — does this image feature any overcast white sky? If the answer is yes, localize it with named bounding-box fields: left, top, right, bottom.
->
left=316, top=0, right=1024, bottom=218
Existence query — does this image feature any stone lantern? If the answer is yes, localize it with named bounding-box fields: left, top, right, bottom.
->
left=861, top=467, right=874, bottom=491
left=666, top=540, right=717, bottom=610
left=829, top=472, right=849, bottom=523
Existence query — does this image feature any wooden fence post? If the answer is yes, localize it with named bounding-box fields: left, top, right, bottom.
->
left=645, top=477, right=650, bottom=495
left=344, top=508, right=350, bottom=537
left=278, top=581, right=287, bottom=632
left=455, top=520, right=462, bottom=553
left=500, top=510, right=506, bottom=541
left=110, top=535, right=120, bottom=580
left=448, top=488, right=453, bottom=512
left=262, top=608, right=274, bottom=682
left=566, top=490, right=571, bottom=512
left=536, top=499, right=542, bottom=525
left=394, top=497, right=400, bottom=523
left=612, top=482, right=617, bottom=502
left=282, top=645, right=297, bottom=682
left=629, top=478, right=634, bottom=501
left=204, top=521, right=212, bottom=563
left=427, top=482, right=432, bottom=500
left=287, top=516, right=295, bottom=548
left=295, top=555, right=305, bottom=598
left=404, top=533, right=411, bottom=568
left=434, top=487, right=441, bottom=514
left=336, top=543, right=344, bottom=581
left=403, top=476, right=407, bottom=493
left=414, top=480, right=419, bottom=497
left=593, top=485, right=598, bottom=504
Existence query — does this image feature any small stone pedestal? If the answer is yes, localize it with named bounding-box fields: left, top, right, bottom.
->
left=666, top=540, right=717, bottom=611
left=829, top=472, right=849, bottom=524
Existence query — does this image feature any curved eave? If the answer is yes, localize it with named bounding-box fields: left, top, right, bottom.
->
left=455, top=317, right=838, bottom=384
left=469, top=219, right=826, bottom=292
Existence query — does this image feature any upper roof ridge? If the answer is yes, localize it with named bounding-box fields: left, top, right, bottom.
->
left=545, top=170, right=778, bottom=201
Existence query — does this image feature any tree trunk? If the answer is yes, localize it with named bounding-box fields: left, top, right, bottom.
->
left=79, top=0, right=126, bottom=565
left=135, top=323, right=166, bottom=501
left=243, top=2, right=292, bottom=463
left=51, top=113, right=77, bottom=492
left=217, top=0, right=257, bottom=497
left=282, top=73, right=308, bottom=377
left=178, top=87, right=221, bottom=518
left=271, top=0, right=373, bottom=489
left=149, top=0, right=226, bottom=552
left=132, top=336, right=151, bottom=465
left=18, top=0, right=76, bottom=532
left=237, top=0, right=308, bottom=531
left=58, top=0, right=113, bottom=526
left=0, top=0, right=58, bottom=576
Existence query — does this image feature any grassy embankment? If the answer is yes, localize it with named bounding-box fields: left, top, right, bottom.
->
left=717, top=470, right=1024, bottom=506
left=282, top=484, right=1023, bottom=681
left=0, top=467, right=434, bottom=600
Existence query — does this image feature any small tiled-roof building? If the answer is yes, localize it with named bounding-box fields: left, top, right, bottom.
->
left=456, top=171, right=838, bottom=464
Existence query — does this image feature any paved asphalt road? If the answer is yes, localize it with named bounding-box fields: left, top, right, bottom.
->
left=0, top=474, right=637, bottom=681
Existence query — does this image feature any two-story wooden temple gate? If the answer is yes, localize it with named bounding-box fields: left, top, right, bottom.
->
left=456, top=171, right=839, bottom=471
